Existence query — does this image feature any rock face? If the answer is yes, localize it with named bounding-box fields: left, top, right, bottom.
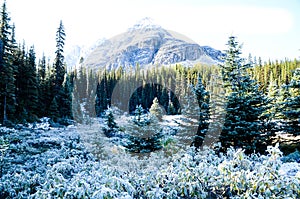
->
left=83, top=18, right=223, bottom=70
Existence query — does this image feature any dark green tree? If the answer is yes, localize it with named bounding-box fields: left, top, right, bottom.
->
left=24, top=46, right=39, bottom=121
left=103, top=107, right=118, bottom=137
left=0, top=1, right=16, bottom=124
left=54, top=20, right=66, bottom=93
left=219, top=36, right=273, bottom=154
left=37, top=54, right=47, bottom=116
left=192, top=73, right=210, bottom=148
left=282, top=68, right=300, bottom=136
left=59, top=75, right=73, bottom=119
left=49, top=96, right=60, bottom=121
left=134, top=104, right=144, bottom=123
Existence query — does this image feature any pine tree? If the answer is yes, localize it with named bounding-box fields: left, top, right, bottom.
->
left=192, top=73, right=210, bottom=148
left=37, top=54, right=47, bottom=117
left=134, top=104, right=144, bottom=123
left=0, top=1, right=16, bottom=124
left=167, top=100, right=176, bottom=115
left=25, top=46, right=39, bottom=121
left=49, top=96, right=59, bottom=122
left=149, top=97, right=164, bottom=121
left=219, top=36, right=272, bottom=154
left=59, top=74, right=72, bottom=119
left=282, top=68, right=300, bottom=136
left=103, top=107, right=118, bottom=137
left=38, top=54, right=46, bottom=83
left=266, top=74, right=280, bottom=120
left=54, top=20, right=66, bottom=94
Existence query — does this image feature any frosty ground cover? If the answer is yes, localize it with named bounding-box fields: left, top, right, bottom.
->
left=0, top=119, right=299, bottom=198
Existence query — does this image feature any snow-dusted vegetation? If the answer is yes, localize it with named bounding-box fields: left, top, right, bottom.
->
left=0, top=118, right=299, bottom=198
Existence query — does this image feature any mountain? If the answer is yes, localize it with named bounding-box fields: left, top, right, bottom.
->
left=74, top=18, right=224, bottom=70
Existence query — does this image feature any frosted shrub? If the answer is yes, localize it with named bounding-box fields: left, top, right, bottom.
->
left=1, top=125, right=300, bottom=198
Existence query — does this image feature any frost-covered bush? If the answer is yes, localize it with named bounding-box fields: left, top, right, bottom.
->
left=29, top=144, right=300, bottom=198
left=0, top=124, right=299, bottom=198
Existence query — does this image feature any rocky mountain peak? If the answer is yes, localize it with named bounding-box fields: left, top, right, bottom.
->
left=70, top=18, right=224, bottom=70
left=128, top=17, right=161, bottom=31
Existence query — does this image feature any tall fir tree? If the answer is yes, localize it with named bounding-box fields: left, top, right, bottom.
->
left=219, top=36, right=273, bottom=154
left=37, top=54, right=47, bottom=116
left=54, top=20, right=66, bottom=93
left=24, top=46, right=39, bottom=121
left=0, top=1, right=16, bottom=124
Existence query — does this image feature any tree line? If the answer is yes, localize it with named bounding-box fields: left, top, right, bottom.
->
left=0, top=2, right=72, bottom=125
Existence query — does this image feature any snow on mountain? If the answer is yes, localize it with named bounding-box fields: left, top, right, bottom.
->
left=127, top=17, right=162, bottom=31
left=65, top=38, right=106, bottom=70
left=66, top=18, right=224, bottom=71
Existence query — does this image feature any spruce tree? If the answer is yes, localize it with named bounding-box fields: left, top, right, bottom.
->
left=49, top=96, right=59, bottom=122
left=192, top=73, right=210, bottom=148
left=0, top=1, right=16, bottom=124
left=103, top=107, right=118, bottom=137
left=25, top=46, right=39, bottom=121
left=54, top=20, right=66, bottom=93
left=149, top=97, right=164, bottom=121
left=167, top=100, right=176, bottom=115
left=37, top=55, right=47, bottom=117
left=219, top=36, right=272, bottom=154
left=282, top=68, right=300, bottom=136
left=134, top=104, right=144, bottom=123
left=59, top=74, right=72, bottom=120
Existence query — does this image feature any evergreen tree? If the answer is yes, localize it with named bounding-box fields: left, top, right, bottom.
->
left=38, top=54, right=46, bottom=83
left=0, top=1, right=16, bottom=124
left=134, top=104, right=144, bottom=123
left=49, top=96, right=59, bottom=122
left=59, top=74, right=72, bottom=119
left=167, top=100, right=176, bottom=115
left=192, top=73, right=210, bottom=148
left=282, top=68, right=300, bottom=136
left=37, top=55, right=47, bottom=116
left=149, top=97, right=164, bottom=121
left=219, top=36, right=272, bottom=154
left=103, top=107, right=118, bottom=137
left=54, top=20, right=66, bottom=94
left=265, top=74, right=280, bottom=120
left=25, top=46, right=39, bottom=121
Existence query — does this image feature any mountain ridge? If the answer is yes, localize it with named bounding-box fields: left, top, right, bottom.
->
left=66, top=18, right=224, bottom=70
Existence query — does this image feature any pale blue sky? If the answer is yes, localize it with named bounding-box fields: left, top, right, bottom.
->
left=2, top=0, right=300, bottom=62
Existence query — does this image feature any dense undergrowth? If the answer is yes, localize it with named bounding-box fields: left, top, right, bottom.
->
left=0, top=120, right=299, bottom=199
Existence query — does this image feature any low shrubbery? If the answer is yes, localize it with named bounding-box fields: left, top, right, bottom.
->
left=0, top=123, right=299, bottom=198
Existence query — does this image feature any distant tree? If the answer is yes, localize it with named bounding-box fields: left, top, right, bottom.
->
left=167, top=100, right=176, bottom=115
left=134, top=104, right=144, bottom=123
left=37, top=55, right=47, bottom=116
left=24, top=46, right=39, bottom=121
left=59, top=75, right=72, bottom=119
left=38, top=54, right=46, bottom=83
left=149, top=97, right=164, bottom=121
left=54, top=20, right=66, bottom=94
left=192, top=73, right=210, bottom=148
left=103, top=107, right=118, bottom=137
left=49, top=96, right=60, bottom=121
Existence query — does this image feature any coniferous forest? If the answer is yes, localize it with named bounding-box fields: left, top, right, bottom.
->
left=1, top=2, right=300, bottom=198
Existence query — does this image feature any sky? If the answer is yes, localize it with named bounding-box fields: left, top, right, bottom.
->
left=2, top=0, right=300, bottom=62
